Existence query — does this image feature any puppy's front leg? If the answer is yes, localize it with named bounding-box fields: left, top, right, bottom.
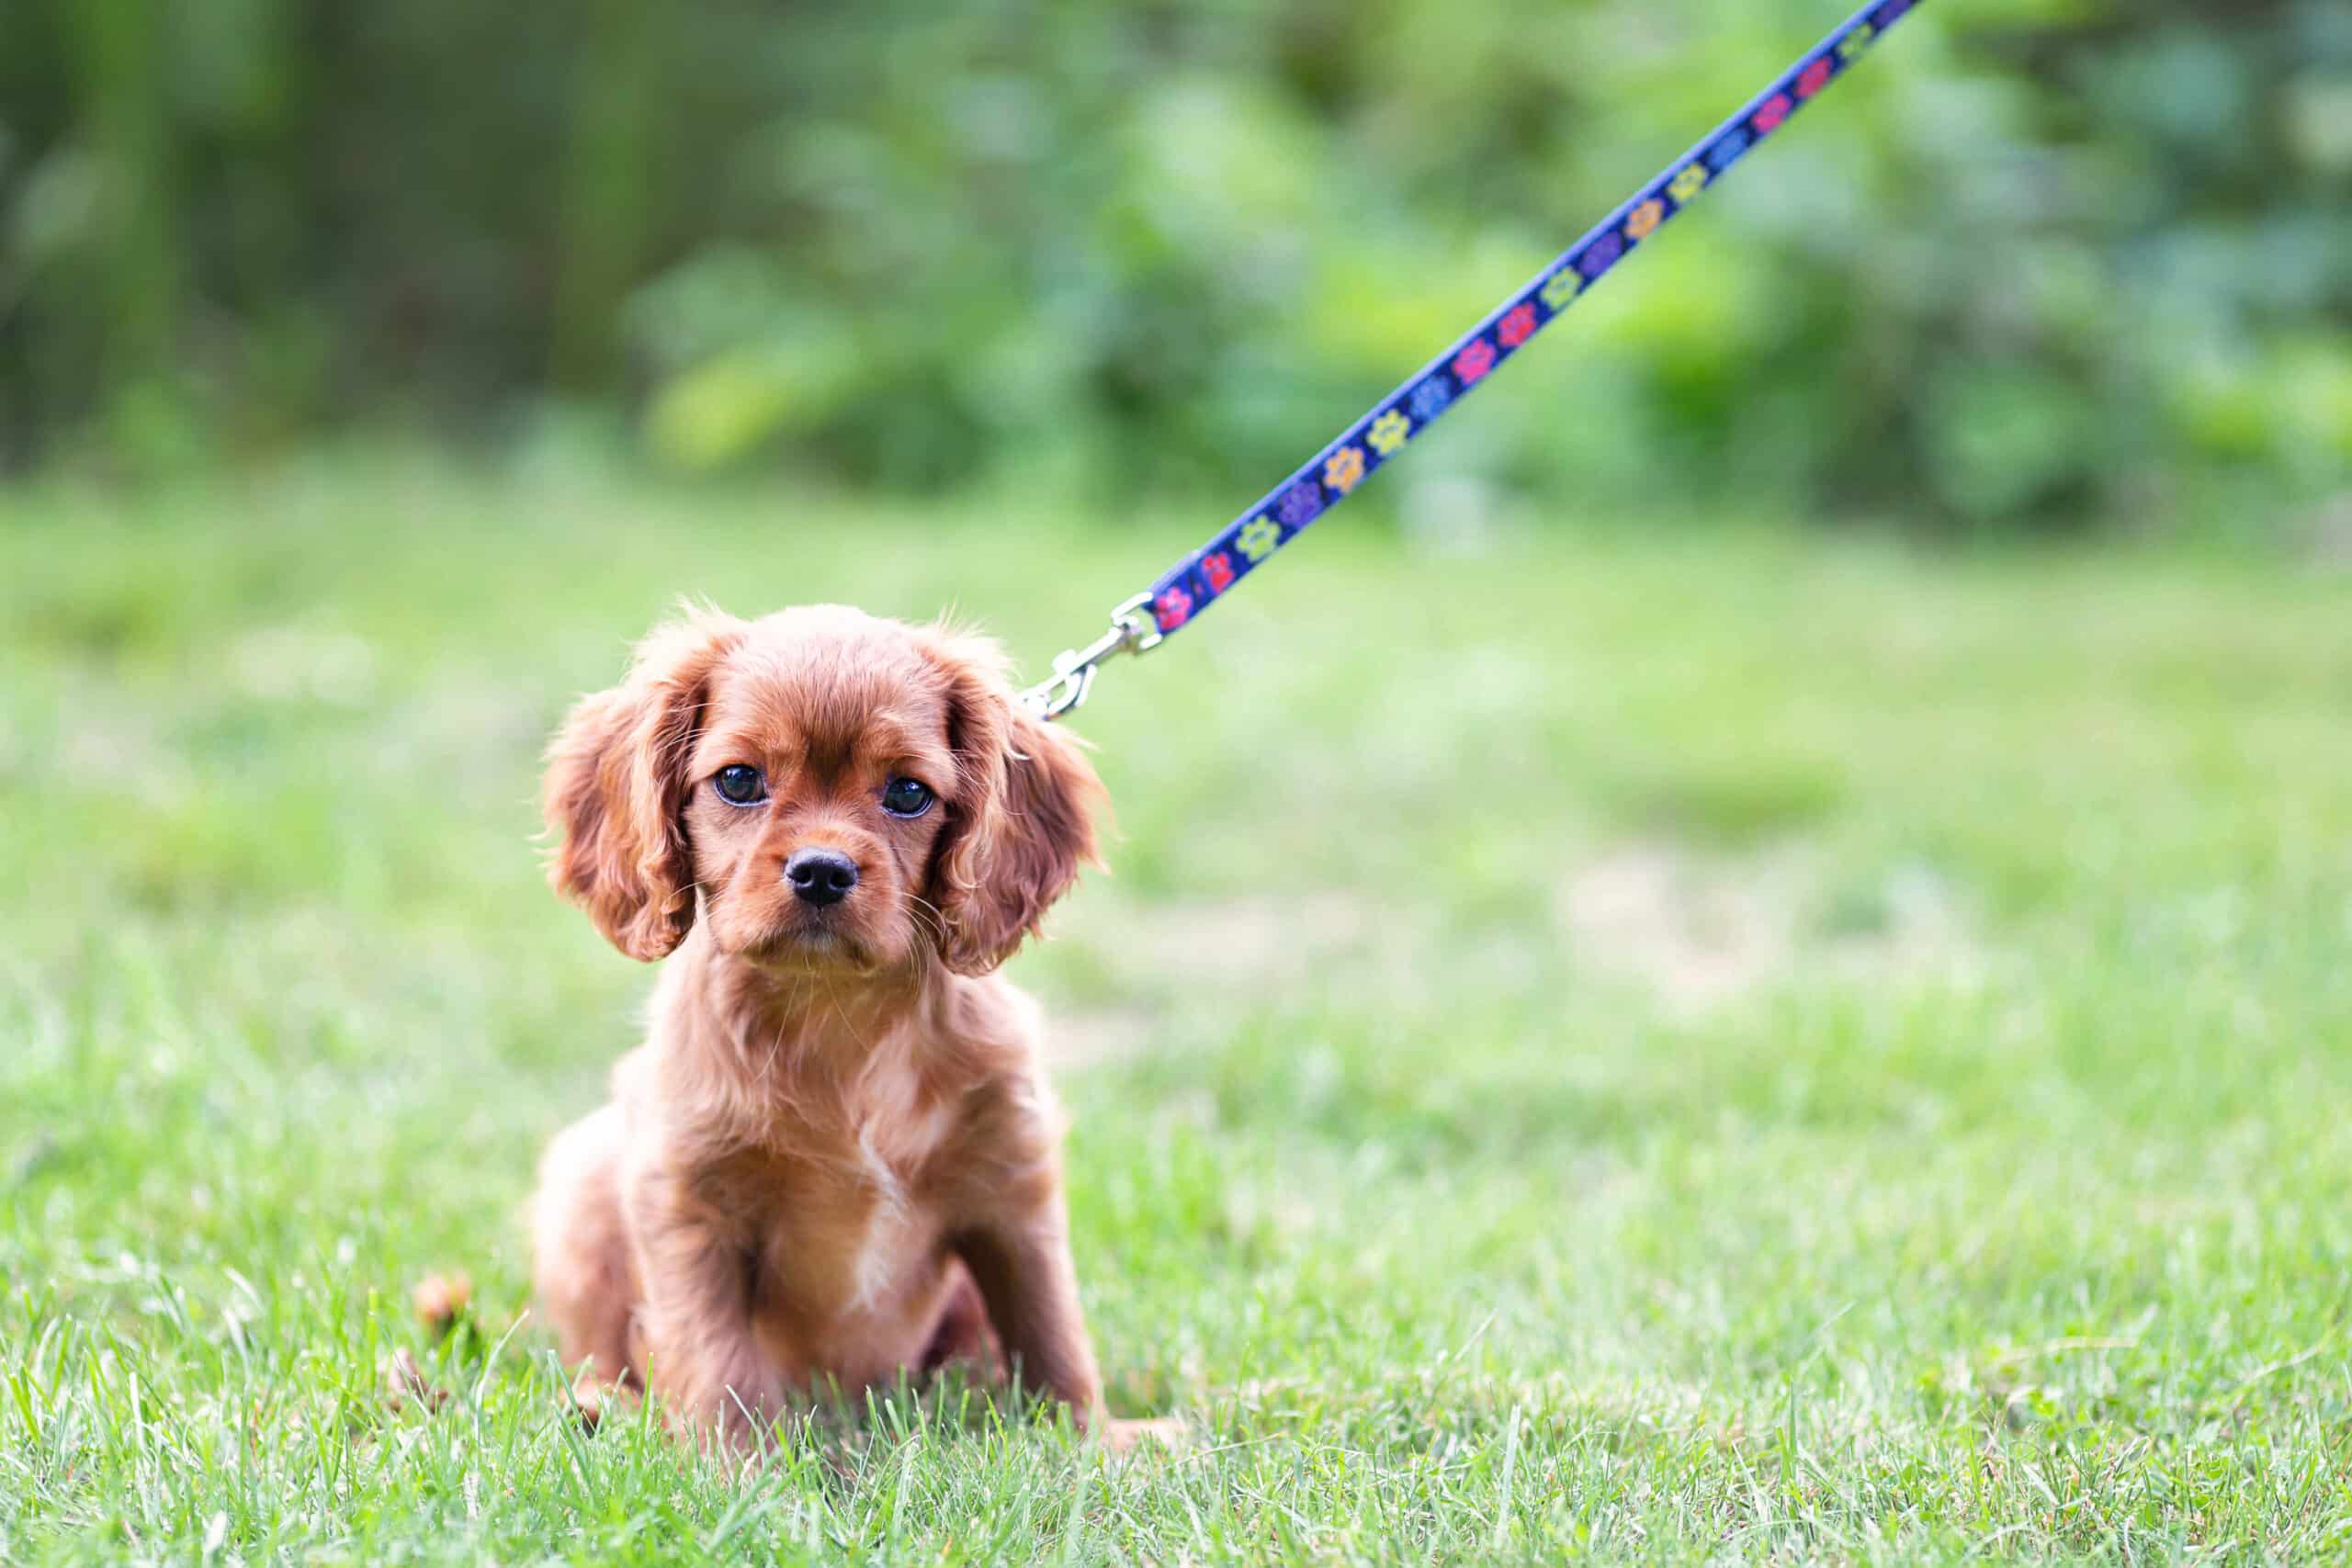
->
left=628, top=1174, right=782, bottom=1445
left=954, top=1196, right=1109, bottom=1430
left=955, top=1202, right=1180, bottom=1453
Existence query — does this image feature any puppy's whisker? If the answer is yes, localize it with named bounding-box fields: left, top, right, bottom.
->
left=824, top=972, right=876, bottom=1061
left=897, top=891, right=948, bottom=944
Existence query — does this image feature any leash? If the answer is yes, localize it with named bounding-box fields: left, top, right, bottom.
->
left=1022, top=0, right=1925, bottom=720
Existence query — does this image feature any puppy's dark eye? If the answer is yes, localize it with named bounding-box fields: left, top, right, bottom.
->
left=714, top=764, right=766, bottom=806
left=880, top=777, right=933, bottom=818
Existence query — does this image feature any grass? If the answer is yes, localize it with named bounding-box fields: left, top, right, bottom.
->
left=4, top=457, right=2351, bottom=1562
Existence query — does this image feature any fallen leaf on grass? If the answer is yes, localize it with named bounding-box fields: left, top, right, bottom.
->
left=382, top=1348, right=451, bottom=1415
left=411, top=1271, right=473, bottom=1337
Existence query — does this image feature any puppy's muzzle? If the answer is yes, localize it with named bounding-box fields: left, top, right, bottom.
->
left=785, top=847, right=859, bottom=908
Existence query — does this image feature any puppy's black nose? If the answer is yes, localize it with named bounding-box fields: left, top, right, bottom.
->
left=785, top=848, right=859, bottom=907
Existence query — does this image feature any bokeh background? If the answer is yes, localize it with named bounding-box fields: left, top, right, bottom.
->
left=4, top=0, right=2348, bottom=531
left=9, top=4, right=2352, bottom=1558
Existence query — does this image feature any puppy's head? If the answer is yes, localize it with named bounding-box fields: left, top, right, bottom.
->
left=543, top=604, right=1103, bottom=976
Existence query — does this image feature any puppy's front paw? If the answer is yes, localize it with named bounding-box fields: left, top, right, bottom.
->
left=660, top=1356, right=785, bottom=1458
left=706, top=1386, right=785, bottom=1458
left=1099, top=1416, right=1187, bottom=1456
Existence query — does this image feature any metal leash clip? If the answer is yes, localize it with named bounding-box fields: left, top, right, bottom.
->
left=1020, top=592, right=1165, bottom=720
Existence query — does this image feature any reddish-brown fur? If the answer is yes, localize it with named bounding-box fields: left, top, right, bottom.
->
left=530, top=604, right=1168, bottom=1450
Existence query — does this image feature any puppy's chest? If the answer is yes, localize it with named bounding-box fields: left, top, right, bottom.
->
left=717, top=1076, right=963, bottom=1319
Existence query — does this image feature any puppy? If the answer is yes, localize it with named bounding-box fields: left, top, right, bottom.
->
left=529, top=603, right=1157, bottom=1449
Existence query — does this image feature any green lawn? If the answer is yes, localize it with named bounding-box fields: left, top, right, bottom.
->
left=4, top=461, right=2351, bottom=1562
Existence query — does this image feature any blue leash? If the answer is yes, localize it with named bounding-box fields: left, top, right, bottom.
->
left=1023, top=0, right=1926, bottom=719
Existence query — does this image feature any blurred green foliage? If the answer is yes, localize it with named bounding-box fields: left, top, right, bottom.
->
left=2, top=0, right=2348, bottom=525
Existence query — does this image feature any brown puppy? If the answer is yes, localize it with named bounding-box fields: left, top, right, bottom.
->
left=529, top=604, right=1155, bottom=1449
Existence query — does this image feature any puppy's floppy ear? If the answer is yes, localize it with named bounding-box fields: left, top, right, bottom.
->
left=542, top=608, right=745, bottom=961
left=922, top=628, right=1106, bottom=976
